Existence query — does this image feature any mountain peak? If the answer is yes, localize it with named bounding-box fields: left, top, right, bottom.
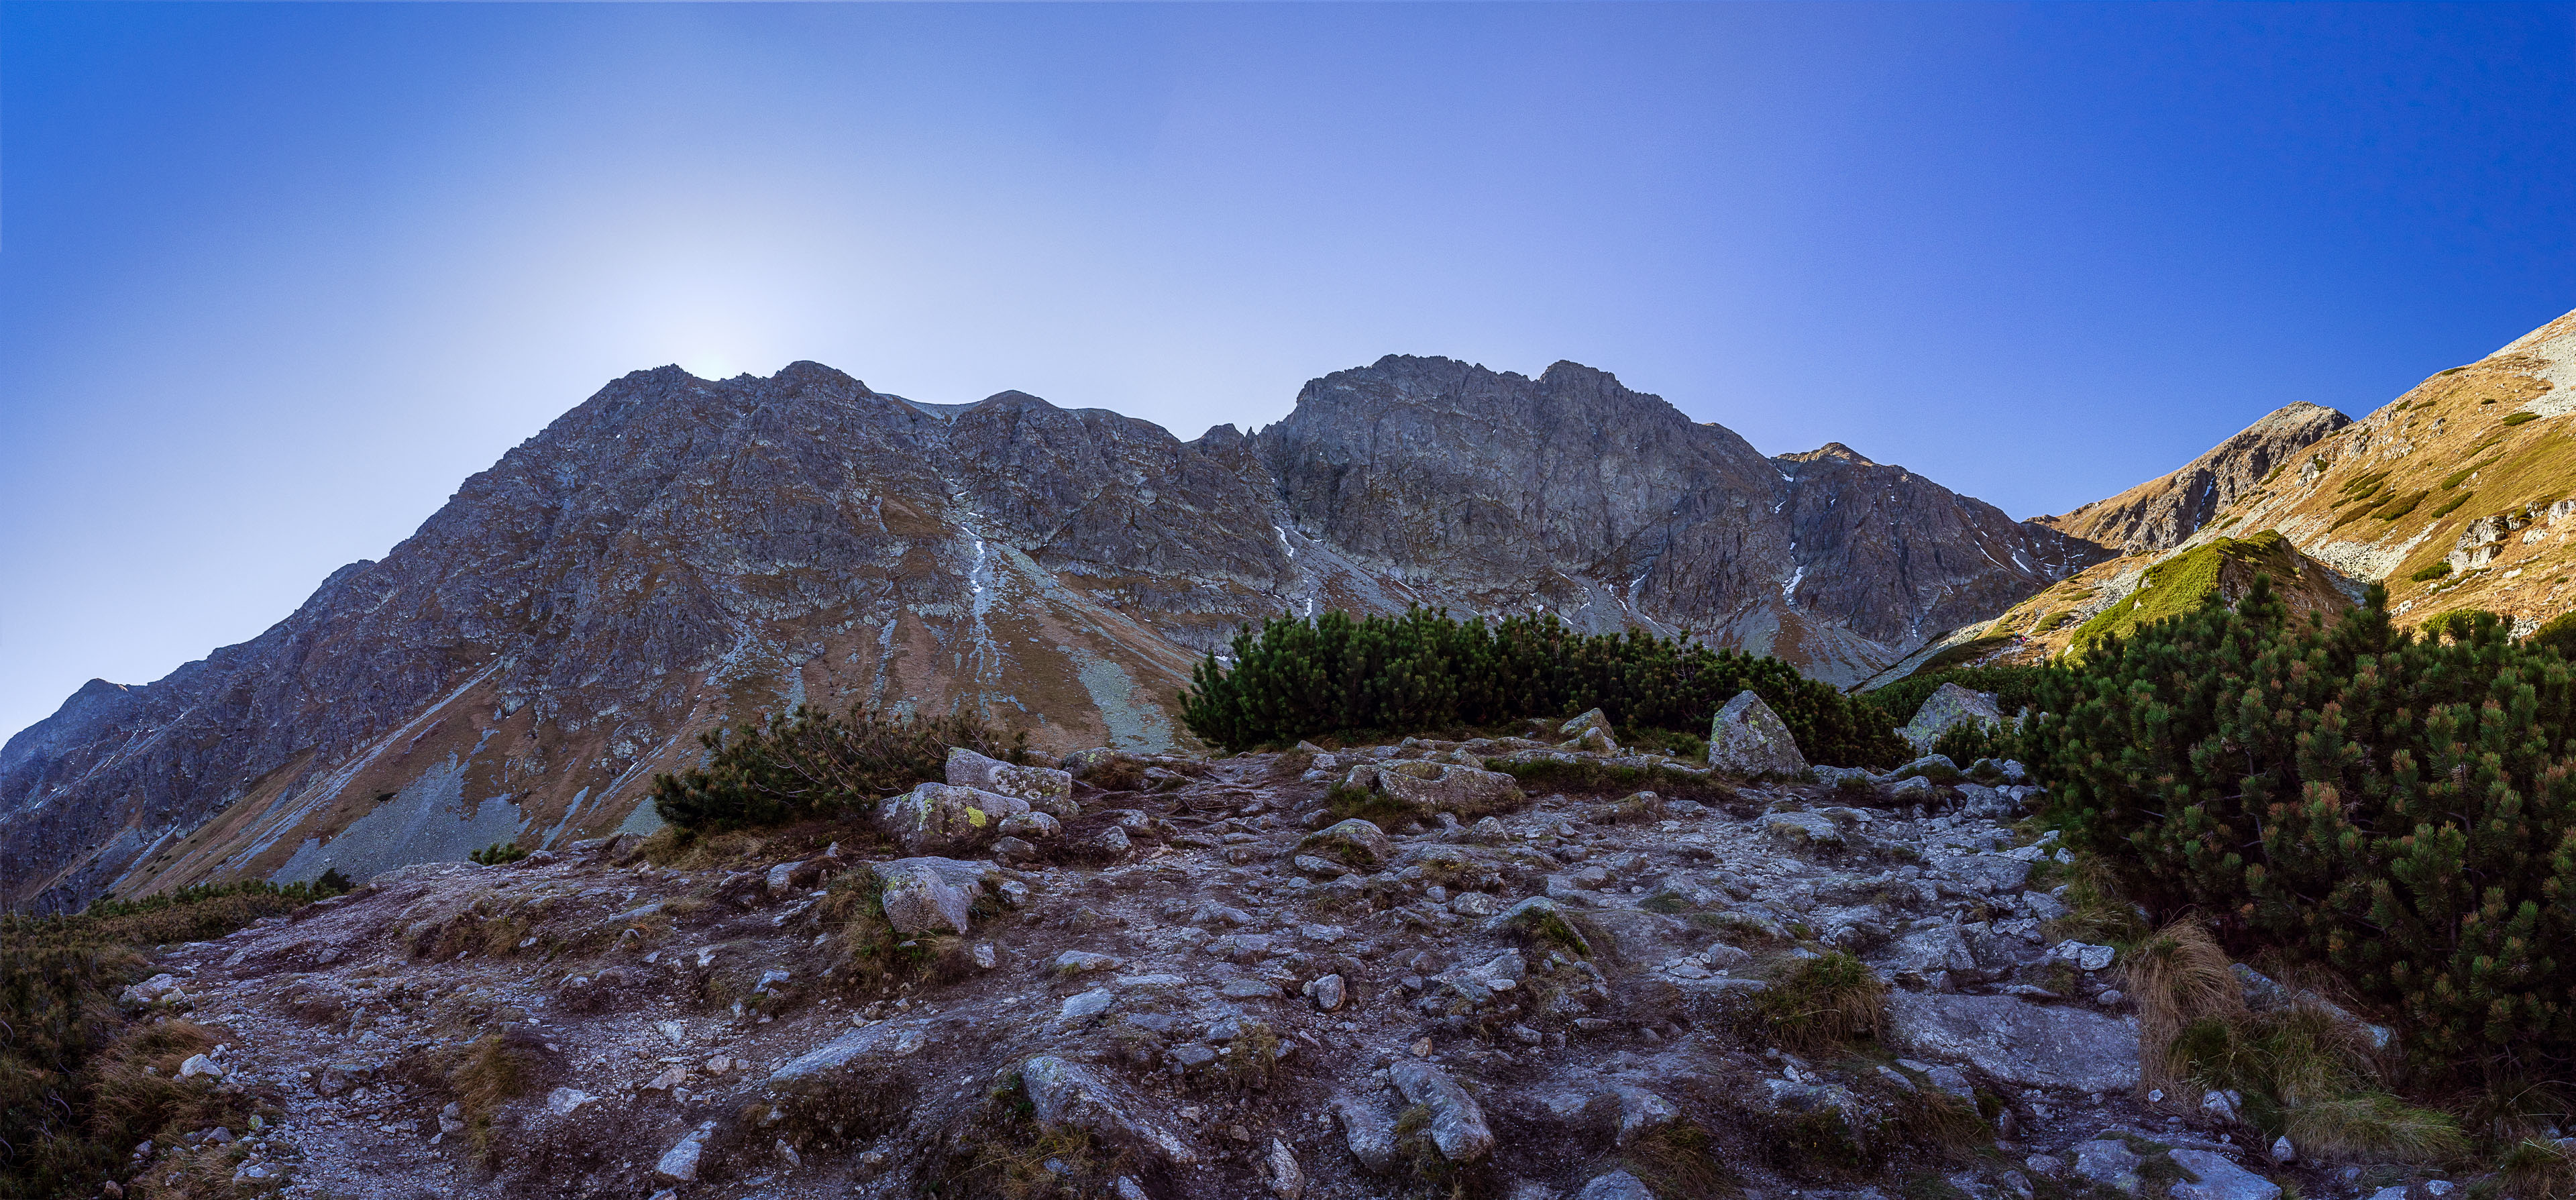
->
left=1778, top=442, right=1877, bottom=466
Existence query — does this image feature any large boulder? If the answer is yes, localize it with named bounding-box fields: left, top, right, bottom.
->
left=1883, top=992, right=2139, bottom=1093
left=947, top=748, right=1078, bottom=817
left=1898, top=684, right=2004, bottom=753
left=877, top=783, right=1028, bottom=855
left=869, top=857, right=995, bottom=936
left=1707, top=690, right=1807, bottom=777
left=1339, top=761, right=1525, bottom=818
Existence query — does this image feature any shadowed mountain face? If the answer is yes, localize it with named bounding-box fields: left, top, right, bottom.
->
left=0, top=355, right=2101, bottom=909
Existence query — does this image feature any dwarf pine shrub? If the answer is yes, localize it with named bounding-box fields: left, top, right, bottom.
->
left=1181, top=607, right=1908, bottom=765
left=650, top=703, right=1028, bottom=832
left=2032, top=574, right=2576, bottom=1085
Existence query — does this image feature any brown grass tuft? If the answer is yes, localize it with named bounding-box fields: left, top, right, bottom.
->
left=1758, top=952, right=1888, bottom=1051
left=2123, top=918, right=2244, bottom=1092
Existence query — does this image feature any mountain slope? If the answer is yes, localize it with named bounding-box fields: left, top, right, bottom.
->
left=2038, top=402, right=2351, bottom=556
left=1965, top=307, right=2576, bottom=667
left=0, top=356, right=2102, bottom=909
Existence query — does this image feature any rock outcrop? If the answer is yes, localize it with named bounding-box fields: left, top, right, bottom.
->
left=116, top=732, right=2330, bottom=1200
left=2041, top=402, right=2352, bottom=557
left=3, top=356, right=2104, bottom=910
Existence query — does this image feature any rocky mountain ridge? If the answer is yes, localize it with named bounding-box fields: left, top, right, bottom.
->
left=0, top=356, right=2102, bottom=910
left=1887, top=307, right=2573, bottom=675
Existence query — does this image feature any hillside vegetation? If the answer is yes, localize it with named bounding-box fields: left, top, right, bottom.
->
left=2032, top=574, right=2576, bottom=1089
left=1181, top=608, right=1913, bottom=767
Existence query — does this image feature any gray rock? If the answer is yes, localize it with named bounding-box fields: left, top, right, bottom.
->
left=2169, top=1149, right=2282, bottom=1200
left=1559, top=709, right=1613, bottom=740
left=1765, top=810, right=1845, bottom=849
left=1338, top=761, right=1525, bottom=818
left=1611, top=1086, right=1676, bottom=1146
left=2071, top=1139, right=2142, bottom=1195
left=876, top=783, right=1028, bottom=856
left=1888, top=775, right=1937, bottom=801
left=1884, top=924, right=1978, bottom=975
left=1266, top=1137, right=1305, bottom=1199
left=1054, top=950, right=1119, bottom=973
left=1389, top=1060, right=1494, bottom=1162
left=1899, top=684, right=2004, bottom=753
left=1575, top=1170, right=1656, bottom=1200
left=1707, top=690, right=1807, bottom=777
left=1303, top=974, right=1346, bottom=1012
left=1299, top=819, right=1395, bottom=868
left=947, top=748, right=1077, bottom=816
left=1331, top=1093, right=1397, bottom=1172
left=1020, top=1056, right=1200, bottom=1164
left=655, top=1121, right=717, bottom=1182
left=1059, top=989, right=1115, bottom=1022
left=1931, top=852, right=2032, bottom=893
left=1884, top=992, right=2139, bottom=1093
left=1890, top=753, right=1965, bottom=783
left=869, top=857, right=991, bottom=936
left=1000, top=810, right=1061, bottom=840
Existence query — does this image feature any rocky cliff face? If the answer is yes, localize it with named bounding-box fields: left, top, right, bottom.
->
left=2038, top=402, right=2351, bottom=556
left=1, top=356, right=2101, bottom=909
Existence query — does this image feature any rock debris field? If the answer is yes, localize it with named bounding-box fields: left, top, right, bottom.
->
left=115, top=709, right=2398, bottom=1200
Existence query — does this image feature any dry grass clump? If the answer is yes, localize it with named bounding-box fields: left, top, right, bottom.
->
left=445, top=1030, right=547, bottom=1159
left=2123, top=918, right=2245, bottom=1091
left=932, top=1075, right=1130, bottom=1200
left=2171, top=1005, right=2465, bottom=1162
left=2041, top=853, right=2149, bottom=947
left=1758, top=952, right=1888, bottom=1051
left=2500, top=1134, right=2576, bottom=1200
left=1612, top=1120, right=1742, bottom=1199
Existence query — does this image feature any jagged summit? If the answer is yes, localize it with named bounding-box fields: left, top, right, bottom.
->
left=2, top=352, right=2100, bottom=910
left=1777, top=442, right=1878, bottom=466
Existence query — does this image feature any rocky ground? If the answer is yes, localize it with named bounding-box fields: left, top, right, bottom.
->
left=107, top=718, right=2444, bottom=1200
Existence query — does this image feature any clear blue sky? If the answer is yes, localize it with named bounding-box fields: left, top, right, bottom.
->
left=3, top=2, right=2572, bottom=740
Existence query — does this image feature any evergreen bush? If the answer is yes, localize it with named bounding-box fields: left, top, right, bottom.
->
left=2033, top=575, right=2576, bottom=1085
left=1181, top=608, right=1908, bottom=766
left=650, top=704, right=1029, bottom=832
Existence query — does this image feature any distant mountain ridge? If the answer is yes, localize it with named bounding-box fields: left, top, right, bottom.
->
left=1974, top=307, right=2576, bottom=666
left=0, top=354, right=2104, bottom=910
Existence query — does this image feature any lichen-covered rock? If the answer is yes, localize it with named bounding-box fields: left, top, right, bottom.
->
left=877, top=783, right=1028, bottom=855
left=947, top=748, right=1078, bottom=817
left=1389, top=1060, right=1494, bottom=1162
left=1338, top=761, right=1525, bottom=818
left=1898, top=684, right=2004, bottom=752
left=869, top=857, right=993, bottom=936
left=1707, top=690, right=1807, bottom=777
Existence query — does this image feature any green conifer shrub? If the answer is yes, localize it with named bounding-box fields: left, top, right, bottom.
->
left=1180, top=608, right=1907, bottom=766
left=2033, top=575, right=2576, bottom=1085
left=650, top=704, right=1029, bottom=832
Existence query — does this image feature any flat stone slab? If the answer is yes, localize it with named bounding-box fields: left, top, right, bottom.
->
left=1884, top=992, right=2139, bottom=1093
